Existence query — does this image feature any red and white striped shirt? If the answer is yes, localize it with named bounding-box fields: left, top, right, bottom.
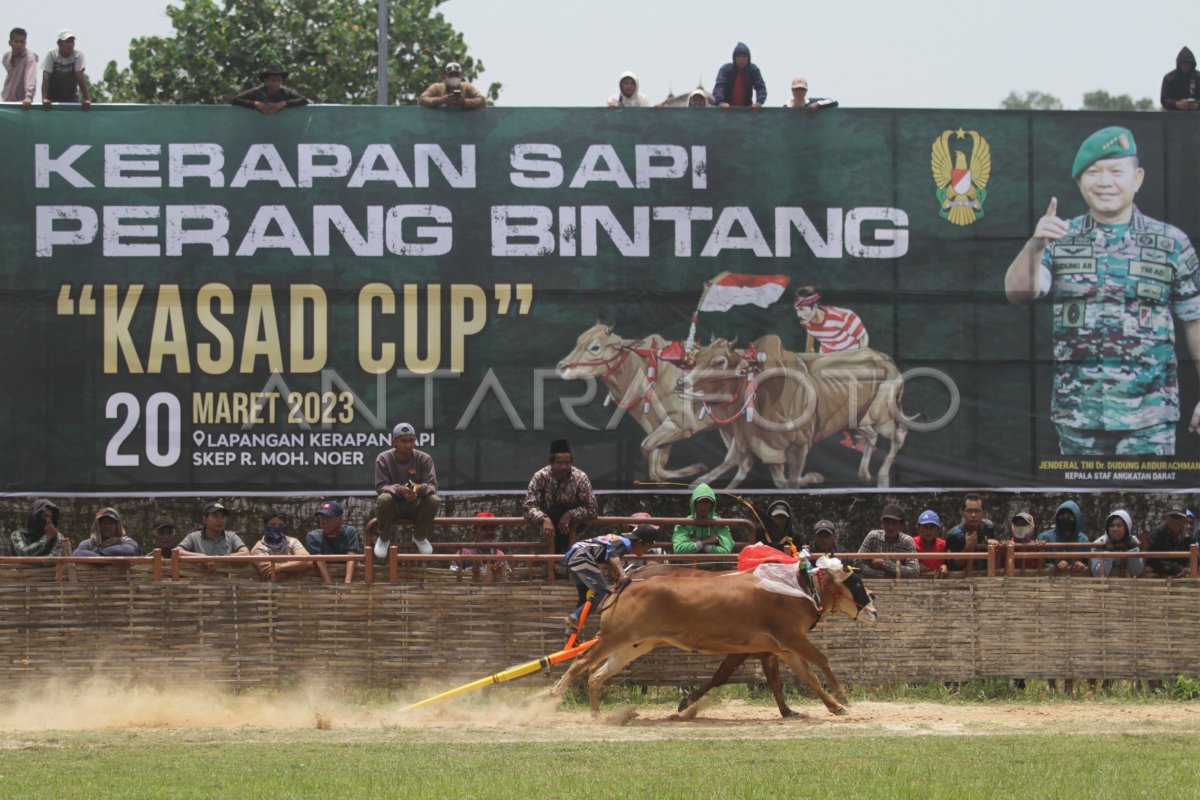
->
left=804, top=306, right=867, bottom=352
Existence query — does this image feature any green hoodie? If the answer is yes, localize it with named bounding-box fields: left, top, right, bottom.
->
left=672, top=483, right=734, bottom=554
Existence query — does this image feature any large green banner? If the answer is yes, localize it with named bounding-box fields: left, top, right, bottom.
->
left=2, top=106, right=1198, bottom=494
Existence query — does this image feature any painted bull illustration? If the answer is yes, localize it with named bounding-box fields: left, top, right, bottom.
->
left=557, top=324, right=734, bottom=481
left=678, top=335, right=911, bottom=488
left=549, top=561, right=876, bottom=718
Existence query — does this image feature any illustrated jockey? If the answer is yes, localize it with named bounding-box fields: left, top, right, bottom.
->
left=792, top=285, right=869, bottom=353
left=561, top=525, right=657, bottom=636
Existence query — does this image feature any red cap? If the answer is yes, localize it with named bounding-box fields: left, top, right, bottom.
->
left=475, top=511, right=495, bottom=518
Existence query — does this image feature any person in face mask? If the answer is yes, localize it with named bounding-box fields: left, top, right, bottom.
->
left=418, top=61, right=485, bottom=110
left=1009, top=511, right=1042, bottom=573
left=251, top=510, right=311, bottom=581
left=1036, top=500, right=1090, bottom=574
left=1090, top=510, right=1143, bottom=578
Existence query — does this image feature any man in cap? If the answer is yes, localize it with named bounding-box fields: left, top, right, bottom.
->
left=178, top=502, right=249, bottom=570
left=152, top=515, right=179, bottom=557
left=418, top=61, right=485, bottom=109
left=375, top=422, right=440, bottom=555
left=3, top=28, right=38, bottom=107
left=450, top=511, right=512, bottom=583
left=811, top=519, right=838, bottom=555
left=1161, top=47, right=1199, bottom=110
left=305, top=500, right=361, bottom=584
left=72, top=507, right=139, bottom=557
left=1005, top=126, right=1200, bottom=455
left=231, top=63, right=309, bottom=114
left=40, top=29, right=90, bottom=109
left=786, top=76, right=837, bottom=114
left=855, top=503, right=919, bottom=578
left=756, top=500, right=797, bottom=553
left=524, top=438, right=598, bottom=554
left=1009, top=511, right=1042, bottom=573
left=1146, top=506, right=1194, bottom=577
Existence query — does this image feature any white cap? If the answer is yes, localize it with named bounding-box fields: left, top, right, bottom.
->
left=791, top=76, right=808, bottom=89
left=56, top=29, right=75, bottom=42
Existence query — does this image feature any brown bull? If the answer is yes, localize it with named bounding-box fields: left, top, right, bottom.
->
left=679, top=335, right=911, bottom=488
left=550, top=562, right=876, bottom=717
left=557, top=324, right=732, bottom=481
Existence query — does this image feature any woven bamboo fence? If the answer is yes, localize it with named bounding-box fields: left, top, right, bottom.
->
left=2, top=567, right=1198, bottom=689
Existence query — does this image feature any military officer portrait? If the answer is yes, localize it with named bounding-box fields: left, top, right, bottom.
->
left=1004, top=126, right=1200, bottom=456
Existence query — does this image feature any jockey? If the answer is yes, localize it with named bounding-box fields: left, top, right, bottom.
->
left=562, top=525, right=657, bottom=635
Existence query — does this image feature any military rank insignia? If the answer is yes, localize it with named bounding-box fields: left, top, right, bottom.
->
left=931, top=128, right=991, bottom=226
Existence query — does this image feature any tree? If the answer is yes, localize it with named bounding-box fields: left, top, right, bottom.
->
left=96, top=0, right=500, bottom=105
left=999, top=91, right=1063, bottom=111
left=1080, top=90, right=1155, bottom=111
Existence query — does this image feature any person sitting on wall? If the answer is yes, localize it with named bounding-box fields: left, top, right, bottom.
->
left=251, top=509, right=311, bottom=581
left=524, top=438, right=598, bottom=555
left=231, top=63, right=308, bottom=115
left=72, top=507, right=139, bottom=557
left=374, top=422, right=440, bottom=556
left=11, top=498, right=65, bottom=557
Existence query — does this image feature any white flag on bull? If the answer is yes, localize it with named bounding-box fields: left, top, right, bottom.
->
left=685, top=272, right=791, bottom=351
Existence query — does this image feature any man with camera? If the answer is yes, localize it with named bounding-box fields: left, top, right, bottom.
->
left=418, top=61, right=485, bottom=110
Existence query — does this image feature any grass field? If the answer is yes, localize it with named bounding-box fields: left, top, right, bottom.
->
left=2, top=683, right=1200, bottom=799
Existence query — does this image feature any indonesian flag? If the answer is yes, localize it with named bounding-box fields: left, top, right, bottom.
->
left=697, top=272, right=790, bottom=312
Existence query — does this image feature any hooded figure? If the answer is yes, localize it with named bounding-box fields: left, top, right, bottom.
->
left=1037, top=499, right=1090, bottom=572
left=1161, top=46, right=1200, bottom=110
left=11, top=498, right=64, bottom=557
left=73, top=507, right=140, bottom=557
left=713, top=42, right=766, bottom=107
left=607, top=70, right=651, bottom=107
left=1090, top=510, right=1143, bottom=578
left=687, top=88, right=710, bottom=108
left=671, top=483, right=734, bottom=554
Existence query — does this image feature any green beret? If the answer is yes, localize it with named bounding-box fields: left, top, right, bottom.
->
left=1072, top=126, right=1137, bottom=179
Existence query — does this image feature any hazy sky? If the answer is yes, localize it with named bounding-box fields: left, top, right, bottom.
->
left=10, top=0, right=1187, bottom=108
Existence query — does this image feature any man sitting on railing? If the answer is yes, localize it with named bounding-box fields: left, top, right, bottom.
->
left=375, top=422, right=440, bottom=556
left=72, top=507, right=139, bottom=557
left=10, top=498, right=65, bottom=557
left=1146, top=506, right=1194, bottom=578
left=1037, top=500, right=1089, bottom=575
left=524, top=438, right=597, bottom=555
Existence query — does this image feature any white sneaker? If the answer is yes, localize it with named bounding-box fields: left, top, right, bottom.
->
left=373, top=536, right=391, bottom=559
left=412, top=536, right=433, bottom=555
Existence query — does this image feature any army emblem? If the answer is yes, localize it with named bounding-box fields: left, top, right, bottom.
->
left=931, top=128, right=991, bottom=226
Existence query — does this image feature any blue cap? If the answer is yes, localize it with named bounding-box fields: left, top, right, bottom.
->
left=917, top=509, right=941, bottom=528
left=317, top=500, right=344, bottom=517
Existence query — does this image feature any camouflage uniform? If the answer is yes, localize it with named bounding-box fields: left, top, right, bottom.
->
left=1038, top=207, right=1200, bottom=454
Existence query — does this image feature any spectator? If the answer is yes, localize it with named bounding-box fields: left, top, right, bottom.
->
left=946, top=493, right=997, bottom=574
left=1161, top=47, right=1199, bottom=110
left=40, top=29, right=89, bottom=110
left=251, top=510, right=310, bottom=581
left=178, top=501, right=249, bottom=567
left=672, top=483, right=734, bottom=555
left=607, top=70, right=651, bottom=108
left=786, top=76, right=838, bottom=114
left=3, top=27, right=38, bottom=107
left=1146, top=506, right=1194, bottom=577
left=305, top=500, right=361, bottom=584
left=793, top=286, right=869, bottom=353
left=10, top=498, right=64, bottom=557
left=811, top=519, right=838, bottom=554
left=375, top=421, right=440, bottom=555
left=1036, top=500, right=1089, bottom=575
left=72, top=507, right=139, bottom=557
left=562, top=525, right=656, bottom=635
left=687, top=88, right=709, bottom=108
left=1010, top=511, right=1043, bottom=573
left=1091, top=509, right=1144, bottom=578
left=1187, top=509, right=1197, bottom=545
left=524, top=438, right=598, bottom=555
left=450, top=511, right=513, bottom=583
left=152, top=516, right=179, bottom=557
left=231, top=63, right=308, bottom=114
left=913, top=512, right=949, bottom=577
left=756, top=500, right=797, bottom=553
left=418, top=61, right=485, bottom=110
left=856, top=503, right=920, bottom=578
left=713, top=41, right=765, bottom=110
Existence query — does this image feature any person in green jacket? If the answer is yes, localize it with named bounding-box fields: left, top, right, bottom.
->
left=672, top=483, right=734, bottom=554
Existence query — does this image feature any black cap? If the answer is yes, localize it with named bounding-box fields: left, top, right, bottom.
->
left=202, top=501, right=228, bottom=515
left=813, top=520, right=836, bottom=536
left=550, top=439, right=571, bottom=455
left=1165, top=506, right=1188, bottom=518
left=153, top=515, right=176, bottom=531
left=259, top=64, right=288, bottom=80
left=630, top=525, right=657, bottom=543
left=880, top=503, right=904, bottom=521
